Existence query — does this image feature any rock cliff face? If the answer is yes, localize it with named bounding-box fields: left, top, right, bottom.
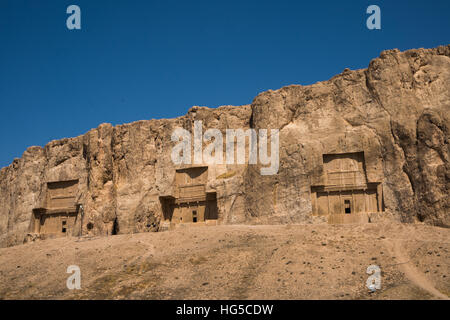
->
left=0, top=45, right=449, bottom=247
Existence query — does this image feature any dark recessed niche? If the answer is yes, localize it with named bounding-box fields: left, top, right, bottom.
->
left=112, top=218, right=119, bottom=235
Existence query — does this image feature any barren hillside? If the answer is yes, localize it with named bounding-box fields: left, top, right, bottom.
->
left=0, top=223, right=448, bottom=300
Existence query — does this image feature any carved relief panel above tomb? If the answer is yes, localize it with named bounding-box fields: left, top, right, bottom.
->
left=323, top=152, right=367, bottom=188
left=175, top=167, right=208, bottom=202
left=46, top=180, right=79, bottom=209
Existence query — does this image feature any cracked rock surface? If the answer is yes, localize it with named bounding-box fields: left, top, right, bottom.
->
left=0, top=45, right=449, bottom=247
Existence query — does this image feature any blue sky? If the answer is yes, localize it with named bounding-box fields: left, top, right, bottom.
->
left=0, top=0, right=449, bottom=168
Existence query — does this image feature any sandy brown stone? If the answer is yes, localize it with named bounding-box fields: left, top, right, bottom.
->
left=0, top=45, right=449, bottom=248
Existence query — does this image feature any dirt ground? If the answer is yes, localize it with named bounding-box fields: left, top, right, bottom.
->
left=0, top=222, right=449, bottom=300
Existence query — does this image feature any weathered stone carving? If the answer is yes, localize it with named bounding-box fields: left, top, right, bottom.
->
left=0, top=45, right=449, bottom=247
left=30, top=180, right=81, bottom=239
left=160, top=166, right=218, bottom=228
left=311, top=152, right=383, bottom=224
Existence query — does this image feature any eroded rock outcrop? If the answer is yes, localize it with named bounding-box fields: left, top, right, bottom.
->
left=0, top=45, right=448, bottom=247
